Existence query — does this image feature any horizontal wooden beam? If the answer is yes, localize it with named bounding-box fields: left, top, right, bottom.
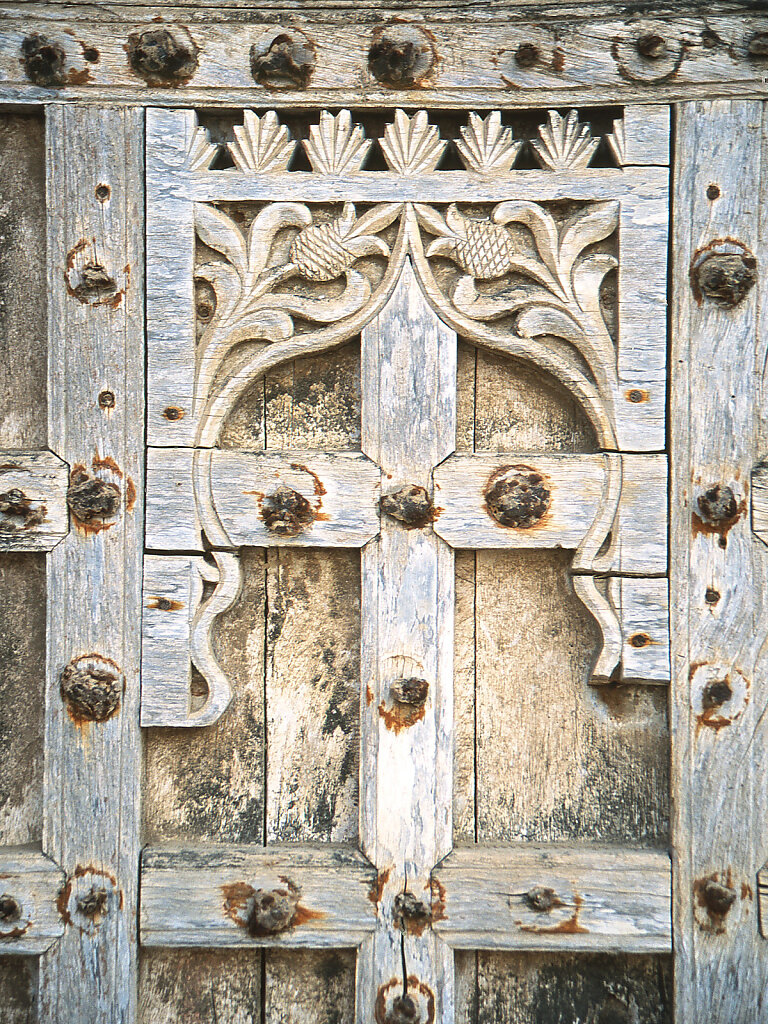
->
left=146, top=448, right=380, bottom=550
left=1, top=9, right=766, bottom=107
left=0, top=847, right=65, bottom=955
left=610, top=576, right=670, bottom=684
left=0, top=450, right=68, bottom=551
left=434, top=452, right=667, bottom=574
left=140, top=844, right=377, bottom=948
left=434, top=844, right=671, bottom=953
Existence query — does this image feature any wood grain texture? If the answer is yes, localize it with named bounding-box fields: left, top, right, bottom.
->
left=434, top=452, right=667, bottom=573
left=671, top=99, right=768, bottom=1023
left=358, top=260, right=455, bottom=1023
left=611, top=576, right=670, bottom=684
left=0, top=10, right=766, bottom=108
left=140, top=844, right=375, bottom=948
left=146, top=448, right=380, bottom=551
left=39, top=105, right=144, bottom=1024
left=435, top=845, right=671, bottom=953
left=0, top=848, right=65, bottom=956
left=0, top=450, right=68, bottom=552
left=0, top=957, right=39, bottom=1024
left=140, top=949, right=262, bottom=1024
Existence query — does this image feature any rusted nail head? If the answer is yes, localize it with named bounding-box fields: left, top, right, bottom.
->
left=525, top=885, right=557, bottom=912
left=76, top=887, right=109, bottom=918
left=60, top=657, right=122, bottom=722
left=163, top=406, right=183, bottom=421
left=379, top=484, right=433, bottom=527
left=95, top=184, right=111, bottom=202
left=393, top=891, right=431, bottom=930
left=693, top=251, right=757, bottom=309
left=261, top=484, right=315, bottom=536
left=390, top=677, right=429, bottom=706
left=701, top=678, right=732, bottom=710
left=21, top=33, right=66, bottom=86
left=247, top=887, right=299, bottom=936
left=98, top=390, right=116, bottom=409
left=706, top=184, right=721, bottom=201
left=485, top=466, right=550, bottom=529
left=747, top=31, right=768, bottom=57
left=628, top=632, right=651, bottom=648
left=73, top=263, right=117, bottom=303
left=368, top=24, right=435, bottom=88
left=704, top=588, right=720, bottom=605
left=67, top=473, right=121, bottom=523
left=636, top=32, right=668, bottom=59
left=0, top=895, right=21, bottom=923
left=697, top=484, right=737, bottom=525
left=514, top=42, right=540, bottom=68
left=702, top=879, right=737, bottom=915
left=127, top=26, right=199, bottom=84
left=387, top=995, right=420, bottom=1024
left=250, top=32, right=316, bottom=89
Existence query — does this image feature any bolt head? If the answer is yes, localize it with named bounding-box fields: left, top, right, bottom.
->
left=21, top=33, right=66, bottom=86
left=636, top=32, right=668, bottom=59
left=380, top=484, right=433, bottom=527
left=697, top=484, right=738, bottom=525
left=0, top=895, right=21, bottom=923
left=693, top=250, right=757, bottom=309
left=248, top=887, right=299, bottom=936
left=60, top=655, right=122, bottom=723
left=485, top=466, right=550, bottom=529
left=525, top=885, right=557, bottom=912
left=128, top=26, right=199, bottom=84
left=702, top=880, right=736, bottom=915
left=390, top=677, right=429, bottom=706
left=368, top=24, right=435, bottom=88
left=261, top=485, right=314, bottom=536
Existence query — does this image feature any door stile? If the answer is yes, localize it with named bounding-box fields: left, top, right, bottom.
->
left=358, top=259, right=456, bottom=1023
left=39, top=105, right=144, bottom=1024
left=671, top=99, right=768, bottom=1022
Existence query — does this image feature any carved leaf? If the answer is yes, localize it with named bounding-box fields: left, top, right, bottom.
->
left=606, top=118, right=626, bottom=167
left=229, top=110, right=296, bottom=172
left=380, top=110, right=446, bottom=175
left=184, top=125, right=219, bottom=172
left=195, top=203, right=248, bottom=281
left=493, top=201, right=561, bottom=284
left=303, top=110, right=372, bottom=173
left=531, top=110, right=599, bottom=171
left=455, top=112, right=522, bottom=174
left=559, top=201, right=619, bottom=285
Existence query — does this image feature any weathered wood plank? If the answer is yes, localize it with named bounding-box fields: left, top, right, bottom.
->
left=140, top=949, right=262, bottom=1024
left=435, top=845, right=671, bottom=953
left=434, top=452, right=667, bottom=573
left=146, top=448, right=380, bottom=551
left=140, top=844, right=376, bottom=948
left=39, top=104, right=144, bottom=1024
left=671, top=99, right=768, bottom=1023
left=0, top=11, right=766, bottom=108
left=358, top=260, right=455, bottom=1023
left=610, top=576, right=670, bottom=684
left=0, top=450, right=68, bottom=551
left=0, top=848, right=65, bottom=955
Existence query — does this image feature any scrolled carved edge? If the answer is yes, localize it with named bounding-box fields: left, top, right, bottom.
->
left=140, top=552, right=242, bottom=727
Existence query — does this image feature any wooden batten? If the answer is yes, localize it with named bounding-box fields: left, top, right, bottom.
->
left=0, top=449, right=68, bottom=551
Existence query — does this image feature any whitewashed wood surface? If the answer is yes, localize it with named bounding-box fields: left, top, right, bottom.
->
left=671, top=99, right=768, bottom=1024
left=0, top=848, right=65, bottom=955
left=0, top=10, right=766, bottom=108
left=39, top=105, right=144, bottom=1024
left=140, top=844, right=376, bottom=949
left=434, top=845, right=671, bottom=953
left=0, top=449, right=68, bottom=551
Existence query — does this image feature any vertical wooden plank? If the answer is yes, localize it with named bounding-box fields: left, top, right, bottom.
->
left=359, top=259, right=455, bottom=1024
left=0, top=112, right=47, bottom=853
left=672, top=99, right=768, bottom=1022
left=39, top=105, right=144, bottom=1024
left=140, top=950, right=262, bottom=1024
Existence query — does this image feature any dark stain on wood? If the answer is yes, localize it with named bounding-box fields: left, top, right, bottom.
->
left=518, top=892, right=588, bottom=934
left=368, top=866, right=390, bottom=907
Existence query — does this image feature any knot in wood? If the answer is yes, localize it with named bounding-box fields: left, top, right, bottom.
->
left=747, top=31, right=768, bottom=57
left=697, top=484, right=737, bottom=524
left=0, top=895, right=21, bottom=923
left=485, top=466, right=550, bottom=529
left=76, top=886, right=109, bottom=919
left=702, top=879, right=737, bottom=916
left=21, top=33, right=66, bottom=86
left=394, top=891, right=431, bottom=932
left=525, top=886, right=557, bottom=912
left=67, top=472, right=121, bottom=523
left=60, top=656, right=122, bottom=723
left=636, top=32, right=668, bottom=59
left=127, top=26, right=199, bottom=84
left=368, top=25, right=435, bottom=88
left=73, top=263, right=116, bottom=303
left=247, top=886, right=299, bottom=936
left=702, top=679, right=732, bottom=710
left=379, top=485, right=433, bottom=527
left=261, top=485, right=314, bottom=536
left=693, top=251, right=757, bottom=309
left=390, top=677, right=429, bottom=707
left=250, top=32, right=316, bottom=89
left=386, top=995, right=420, bottom=1024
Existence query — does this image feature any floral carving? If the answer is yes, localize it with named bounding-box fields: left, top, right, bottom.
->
left=418, top=200, right=619, bottom=425
left=532, top=109, right=599, bottom=171
left=303, top=109, right=372, bottom=173
left=229, top=110, right=296, bottom=172
left=381, top=109, right=446, bottom=175
left=455, top=112, right=521, bottom=174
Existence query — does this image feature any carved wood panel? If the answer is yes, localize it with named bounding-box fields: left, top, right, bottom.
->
left=140, top=103, right=671, bottom=1023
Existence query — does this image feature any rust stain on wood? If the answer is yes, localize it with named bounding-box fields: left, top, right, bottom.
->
left=517, top=892, right=588, bottom=934
left=92, top=454, right=123, bottom=479
left=378, top=698, right=426, bottom=733
left=368, top=866, right=390, bottom=906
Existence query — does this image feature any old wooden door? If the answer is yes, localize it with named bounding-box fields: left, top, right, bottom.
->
left=1, top=6, right=768, bottom=1024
